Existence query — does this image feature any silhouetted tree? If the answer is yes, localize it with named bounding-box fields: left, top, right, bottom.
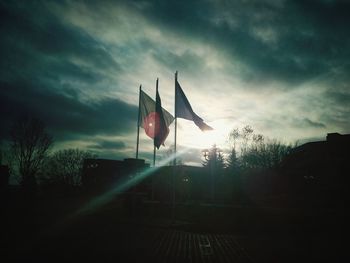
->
left=241, top=133, right=264, bottom=169
left=241, top=125, right=254, bottom=154
left=243, top=138, right=294, bottom=170
left=227, top=128, right=241, bottom=173
left=228, top=126, right=296, bottom=171
left=10, top=117, right=53, bottom=194
left=226, top=147, right=244, bottom=201
left=228, top=128, right=240, bottom=149
left=226, top=147, right=240, bottom=174
left=202, top=144, right=225, bottom=171
left=0, top=143, right=16, bottom=184
left=42, top=148, right=96, bottom=189
left=202, top=144, right=225, bottom=201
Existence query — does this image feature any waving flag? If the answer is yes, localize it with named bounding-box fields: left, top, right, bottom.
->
left=139, top=89, right=174, bottom=147
left=154, top=86, right=170, bottom=148
left=175, top=80, right=213, bottom=131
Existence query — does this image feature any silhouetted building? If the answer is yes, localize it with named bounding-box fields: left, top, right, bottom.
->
left=82, top=158, right=149, bottom=192
left=81, top=159, right=234, bottom=202
left=281, top=132, right=350, bottom=188
left=151, top=165, right=209, bottom=202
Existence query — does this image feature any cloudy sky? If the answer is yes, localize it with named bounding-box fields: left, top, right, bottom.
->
left=1, top=0, right=349, bottom=165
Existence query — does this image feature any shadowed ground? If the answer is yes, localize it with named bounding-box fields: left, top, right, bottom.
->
left=1, top=192, right=345, bottom=263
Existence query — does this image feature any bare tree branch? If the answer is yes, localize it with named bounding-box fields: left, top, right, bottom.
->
left=10, top=116, right=53, bottom=188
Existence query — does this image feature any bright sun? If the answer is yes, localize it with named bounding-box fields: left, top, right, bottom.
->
left=179, top=120, right=230, bottom=149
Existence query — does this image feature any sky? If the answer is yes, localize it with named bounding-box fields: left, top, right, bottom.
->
left=1, top=0, right=349, bottom=166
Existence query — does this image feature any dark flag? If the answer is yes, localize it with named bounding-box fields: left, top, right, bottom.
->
left=154, top=87, right=169, bottom=149
left=139, top=90, right=174, bottom=147
left=175, top=80, right=213, bottom=131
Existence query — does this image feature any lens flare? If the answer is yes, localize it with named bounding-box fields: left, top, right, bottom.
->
left=72, top=148, right=190, bottom=217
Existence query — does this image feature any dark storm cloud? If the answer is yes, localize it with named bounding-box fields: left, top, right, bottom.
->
left=134, top=0, right=350, bottom=84
left=0, top=80, right=138, bottom=140
left=0, top=1, right=120, bottom=103
left=88, top=140, right=126, bottom=150
left=1, top=0, right=349, bottom=162
left=0, top=2, right=119, bottom=74
left=0, top=2, right=133, bottom=142
left=301, top=118, right=326, bottom=129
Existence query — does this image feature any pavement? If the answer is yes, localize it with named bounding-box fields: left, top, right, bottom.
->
left=2, top=196, right=346, bottom=262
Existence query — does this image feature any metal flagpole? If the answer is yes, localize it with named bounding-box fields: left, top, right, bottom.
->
left=153, top=146, right=156, bottom=167
left=153, top=78, right=159, bottom=167
left=152, top=78, right=159, bottom=201
left=174, top=72, right=177, bottom=166
left=136, top=85, right=142, bottom=159
left=152, top=141, right=155, bottom=201
left=172, top=71, right=178, bottom=221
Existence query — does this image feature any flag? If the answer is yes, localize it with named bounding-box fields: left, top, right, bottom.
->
left=154, top=87, right=169, bottom=149
left=139, top=89, right=174, bottom=147
left=175, top=80, right=213, bottom=131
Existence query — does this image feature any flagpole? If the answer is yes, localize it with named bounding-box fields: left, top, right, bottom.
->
left=136, top=85, right=142, bottom=159
left=153, top=146, right=156, bottom=166
left=153, top=78, right=159, bottom=167
left=151, top=78, right=159, bottom=200
left=174, top=71, right=178, bottom=165
left=172, top=71, right=178, bottom=221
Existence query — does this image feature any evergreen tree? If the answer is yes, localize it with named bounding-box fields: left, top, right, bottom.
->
left=202, top=144, right=225, bottom=201
left=202, top=144, right=225, bottom=172
left=226, top=147, right=240, bottom=174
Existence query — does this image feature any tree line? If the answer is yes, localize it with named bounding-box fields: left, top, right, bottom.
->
left=1, top=116, right=95, bottom=196
left=202, top=125, right=297, bottom=175
left=1, top=117, right=297, bottom=197
left=199, top=125, right=297, bottom=201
